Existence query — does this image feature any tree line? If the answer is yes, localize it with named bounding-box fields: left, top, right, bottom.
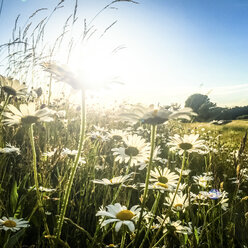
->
left=184, top=93, right=248, bottom=122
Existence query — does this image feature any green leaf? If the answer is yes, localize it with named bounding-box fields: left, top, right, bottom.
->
left=194, top=227, right=199, bottom=244
left=10, top=181, right=18, bottom=215
left=3, top=228, right=25, bottom=248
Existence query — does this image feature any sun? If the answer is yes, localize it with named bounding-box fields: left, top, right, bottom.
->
left=54, top=38, right=124, bottom=91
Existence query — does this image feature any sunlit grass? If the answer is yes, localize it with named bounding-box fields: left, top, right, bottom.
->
left=0, top=1, right=247, bottom=248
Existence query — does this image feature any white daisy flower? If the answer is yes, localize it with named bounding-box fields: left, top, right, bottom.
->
left=0, top=144, right=20, bottom=154
left=175, top=168, right=191, bottom=176
left=108, top=129, right=128, bottom=141
left=193, top=173, right=213, bottom=188
left=89, top=131, right=109, bottom=142
left=157, top=215, right=192, bottom=235
left=0, top=75, right=27, bottom=96
left=2, top=102, right=53, bottom=126
left=61, top=148, right=78, bottom=157
left=96, top=203, right=140, bottom=232
left=0, top=217, right=29, bottom=232
left=42, top=62, right=81, bottom=90
left=190, top=192, right=209, bottom=206
left=111, top=134, right=150, bottom=167
left=55, top=110, right=66, bottom=118
left=42, top=149, right=57, bottom=157
left=165, top=192, right=189, bottom=211
left=30, top=186, right=56, bottom=193
left=149, top=167, right=179, bottom=191
left=168, top=134, right=208, bottom=155
left=120, top=104, right=196, bottom=125
left=42, top=62, right=122, bottom=91
left=92, top=174, right=133, bottom=186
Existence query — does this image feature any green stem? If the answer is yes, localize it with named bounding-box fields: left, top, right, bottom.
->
left=111, top=157, right=131, bottom=204
left=149, top=151, right=186, bottom=248
left=56, top=90, right=86, bottom=239
left=170, top=151, right=186, bottom=208
left=0, top=94, right=10, bottom=121
left=29, top=124, right=53, bottom=246
left=134, top=124, right=157, bottom=246
left=151, top=231, right=168, bottom=248
left=120, top=230, right=127, bottom=248
left=139, top=191, right=160, bottom=248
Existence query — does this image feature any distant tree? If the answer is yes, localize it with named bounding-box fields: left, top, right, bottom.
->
left=185, top=94, right=216, bottom=121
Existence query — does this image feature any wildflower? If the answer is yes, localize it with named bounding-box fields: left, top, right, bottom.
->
left=2, top=103, right=53, bottom=126
left=42, top=62, right=81, bottom=90
left=157, top=215, right=192, bottom=235
left=149, top=167, right=179, bottom=191
left=111, top=134, right=150, bottom=167
left=55, top=110, right=66, bottom=118
left=120, top=104, right=196, bottom=125
left=106, top=244, right=118, bottom=248
left=168, top=134, right=208, bottom=155
left=61, top=148, right=78, bottom=157
left=0, top=144, right=20, bottom=154
left=0, top=75, right=27, bottom=96
left=43, top=62, right=121, bottom=91
left=193, top=173, right=213, bottom=188
left=165, top=192, right=189, bottom=211
left=42, top=149, right=57, bottom=157
left=219, top=192, right=229, bottom=211
left=30, top=186, right=56, bottom=193
left=89, top=131, right=109, bottom=142
left=108, top=129, right=128, bottom=141
left=92, top=174, right=133, bottom=186
left=96, top=203, right=140, bottom=232
left=190, top=192, right=209, bottom=206
left=205, top=189, right=222, bottom=200
left=175, top=168, right=191, bottom=176
left=0, top=217, right=29, bottom=232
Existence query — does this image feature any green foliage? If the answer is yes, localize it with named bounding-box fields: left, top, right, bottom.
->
left=185, top=94, right=216, bottom=121
left=10, top=181, right=18, bottom=216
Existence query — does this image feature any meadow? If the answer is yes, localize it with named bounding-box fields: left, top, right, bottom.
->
left=0, top=1, right=248, bottom=247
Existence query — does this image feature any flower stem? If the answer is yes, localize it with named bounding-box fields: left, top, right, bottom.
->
left=139, top=191, right=160, bottom=248
left=0, top=94, right=10, bottom=121
left=56, top=90, right=86, bottom=239
left=170, top=151, right=186, bottom=208
left=29, top=124, right=53, bottom=247
left=149, top=151, right=186, bottom=248
left=134, top=124, right=157, bottom=246
left=120, top=230, right=127, bottom=248
left=111, top=156, right=131, bottom=204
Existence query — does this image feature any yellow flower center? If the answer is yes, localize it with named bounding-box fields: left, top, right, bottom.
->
left=156, top=182, right=168, bottom=188
left=3, top=220, right=17, bottom=228
left=179, top=142, right=193, bottom=150
left=109, top=179, right=113, bottom=183
left=107, top=244, right=116, bottom=248
left=152, top=109, right=158, bottom=116
left=116, top=210, right=135, bottom=221
left=125, top=146, right=139, bottom=156
left=174, top=203, right=183, bottom=209
left=199, top=178, right=207, bottom=187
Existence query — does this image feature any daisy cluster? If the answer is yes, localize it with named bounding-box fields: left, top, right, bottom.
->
left=0, top=70, right=247, bottom=247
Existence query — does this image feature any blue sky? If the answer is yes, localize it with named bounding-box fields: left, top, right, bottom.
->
left=1, top=0, right=248, bottom=107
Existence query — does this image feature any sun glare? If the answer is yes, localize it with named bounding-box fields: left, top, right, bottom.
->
left=56, top=39, right=123, bottom=91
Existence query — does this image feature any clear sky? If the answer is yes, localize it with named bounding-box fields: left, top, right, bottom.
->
left=1, top=0, right=248, bottom=107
